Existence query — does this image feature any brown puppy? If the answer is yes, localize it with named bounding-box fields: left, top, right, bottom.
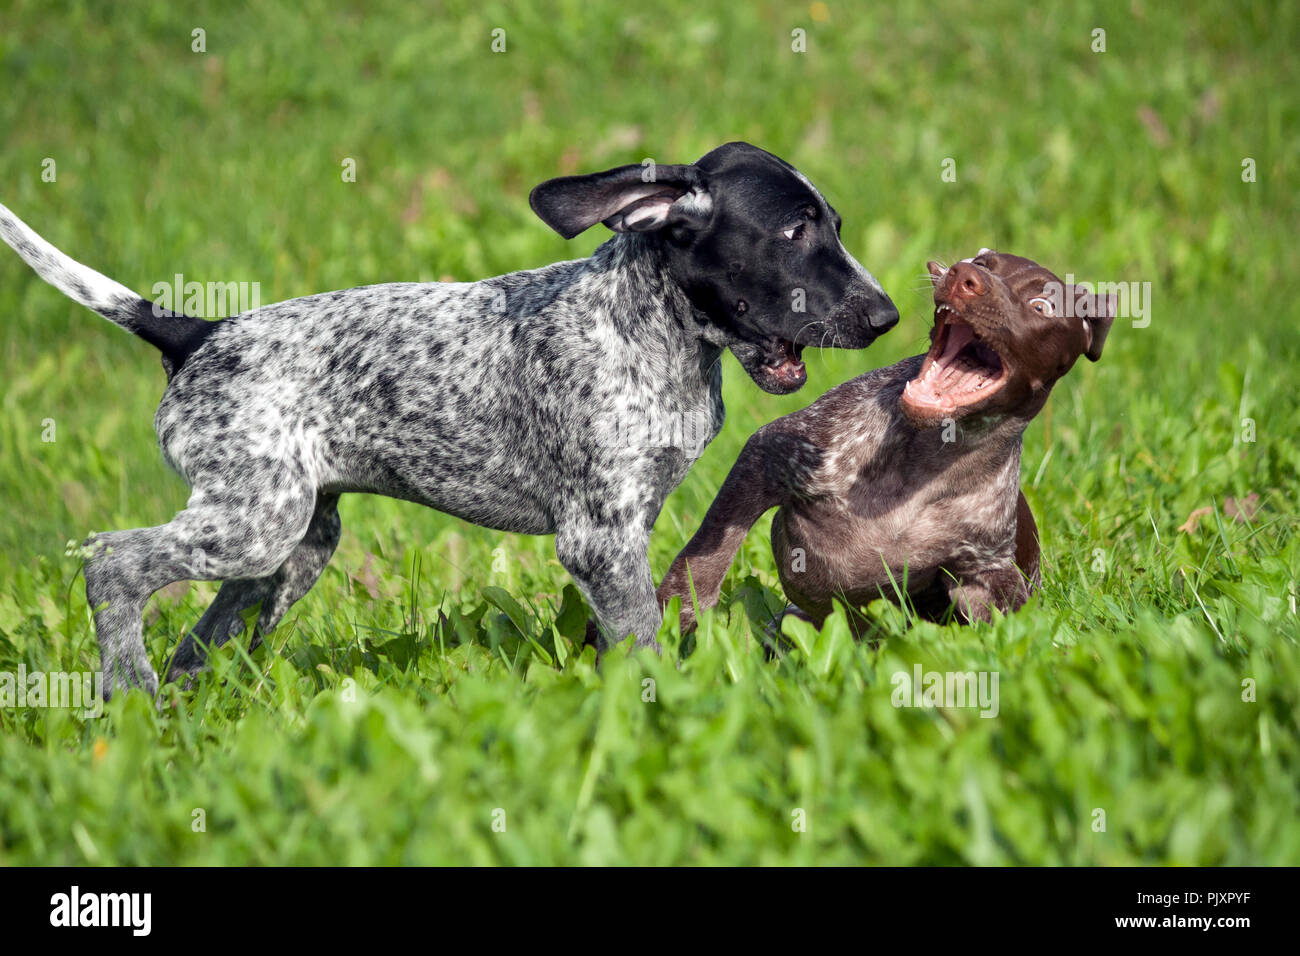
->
left=658, top=250, right=1114, bottom=634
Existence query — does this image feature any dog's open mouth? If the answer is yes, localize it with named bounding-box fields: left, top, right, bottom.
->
left=903, top=307, right=1006, bottom=414
left=758, top=338, right=806, bottom=390
left=731, top=335, right=809, bottom=394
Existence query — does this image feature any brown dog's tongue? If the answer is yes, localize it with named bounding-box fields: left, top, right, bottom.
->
left=938, top=323, right=975, bottom=367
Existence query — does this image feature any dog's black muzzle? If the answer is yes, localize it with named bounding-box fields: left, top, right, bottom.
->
left=806, top=284, right=899, bottom=349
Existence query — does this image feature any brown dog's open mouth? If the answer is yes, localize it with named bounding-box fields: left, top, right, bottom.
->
left=903, top=308, right=1005, bottom=414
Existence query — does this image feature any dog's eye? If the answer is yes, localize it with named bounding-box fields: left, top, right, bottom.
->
left=1029, top=297, right=1055, bottom=316
left=782, top=223, right=807, bottom=240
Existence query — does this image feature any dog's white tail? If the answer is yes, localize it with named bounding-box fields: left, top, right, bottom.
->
left=0, top=201, right=212, bottom=372
left=0, top=201, right=142, bottom=324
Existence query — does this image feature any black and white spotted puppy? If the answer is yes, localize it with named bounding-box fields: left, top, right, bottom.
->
left=0, top=142, right=898, bottom=697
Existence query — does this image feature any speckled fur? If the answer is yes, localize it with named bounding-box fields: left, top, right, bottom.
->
left=0, top=143, right=898, bottom=696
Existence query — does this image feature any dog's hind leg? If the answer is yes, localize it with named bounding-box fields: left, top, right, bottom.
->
left=167, top=578, right=270, bottom=672
left=83, top=480, right=317, bottom=698
left=164, top=493, right=341, bottom=683
left=163, top=577, right=275, bottom=683
left=249, top=493, right=341, bottom=644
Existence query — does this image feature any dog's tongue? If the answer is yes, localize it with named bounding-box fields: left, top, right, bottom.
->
left=904, top=320, right=1003, bottom=411
left=935, top=323, right=976, bottom=382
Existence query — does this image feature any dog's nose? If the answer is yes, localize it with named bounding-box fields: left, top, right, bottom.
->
left=949, top=262, right=986, bottom=300
left=869, top=298, right=900, bottom=332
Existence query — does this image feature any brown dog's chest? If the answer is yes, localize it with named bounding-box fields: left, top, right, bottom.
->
left=770, top=450, right=1020, bottom=617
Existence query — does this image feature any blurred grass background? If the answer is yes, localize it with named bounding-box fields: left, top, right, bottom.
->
left=0, top=0, right=1297, bottom=864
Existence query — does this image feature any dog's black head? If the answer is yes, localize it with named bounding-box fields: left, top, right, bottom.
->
left=529, top=142, right=898, bottom=394
left=901, top=249, right=1116, bottom=427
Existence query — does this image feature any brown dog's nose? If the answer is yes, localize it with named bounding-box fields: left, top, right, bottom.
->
left=949, top=261, right=987, bottom=300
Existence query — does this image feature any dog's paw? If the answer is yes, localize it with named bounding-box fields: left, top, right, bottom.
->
left=103, top=661, right=160, bottom=703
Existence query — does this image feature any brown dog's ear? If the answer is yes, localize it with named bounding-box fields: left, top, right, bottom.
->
left=1083, top=290, right=1117, bottom=362
left=1068, top=286, right=1117, bottom=362
left=529, top=162, right=705, bottom=239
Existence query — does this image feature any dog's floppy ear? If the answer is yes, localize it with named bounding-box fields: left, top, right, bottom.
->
left=529, top=162, right=706, bottom=239
left=1080, top=290, right=1117, bottom=362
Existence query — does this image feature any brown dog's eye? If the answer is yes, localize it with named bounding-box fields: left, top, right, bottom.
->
left=781, top=223, right=807, bottom=240
left=1029, top=296, right=1056, bottom=316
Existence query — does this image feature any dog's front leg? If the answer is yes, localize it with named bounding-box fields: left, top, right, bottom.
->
left=557, top=521, right=660, bottom=655
left=946, top=562, right=1031, bottom=623
left=1014, top=490, right=1042, bottom=593
left=657, top=431, right=785, bottom=632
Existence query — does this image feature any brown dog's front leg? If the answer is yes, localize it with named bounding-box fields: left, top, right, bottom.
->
left=947, top=563, right=1030, bottom=623
left=657, top=432, right=785, bottom=632
left=1014, top=490, right=1041, bottom=592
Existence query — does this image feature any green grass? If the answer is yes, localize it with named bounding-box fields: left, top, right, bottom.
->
left=1, top=0, right=1297, bottom=864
